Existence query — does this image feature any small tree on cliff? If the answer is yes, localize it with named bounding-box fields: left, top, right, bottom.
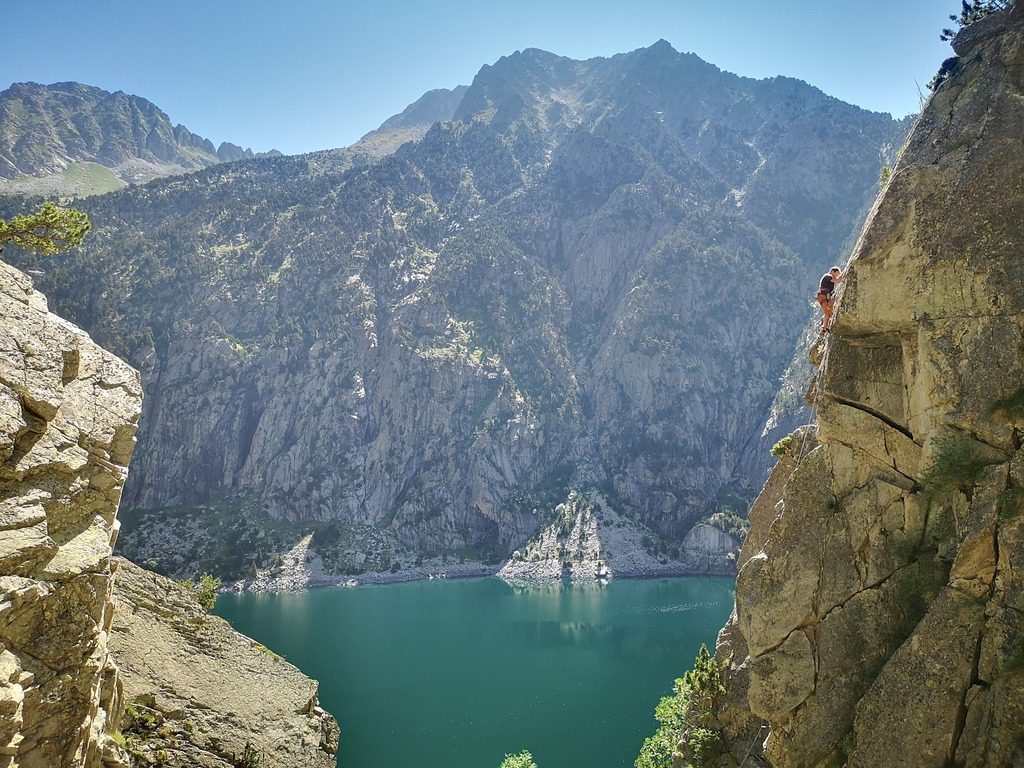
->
left=0, top=201, right=91, bottom=256
left=941, top=0, right=1012, bottom=40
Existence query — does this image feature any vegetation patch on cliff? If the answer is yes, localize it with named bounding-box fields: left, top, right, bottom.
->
left=919, top=433, right=1003, bottom=502
left=635, top=644, right=726, bottom=768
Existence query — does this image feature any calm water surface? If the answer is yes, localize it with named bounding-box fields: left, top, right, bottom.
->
left=215, top=577, right=734, bottom=768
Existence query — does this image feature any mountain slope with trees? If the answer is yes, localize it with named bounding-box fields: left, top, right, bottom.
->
left=3, top=42, right=910, bottom=579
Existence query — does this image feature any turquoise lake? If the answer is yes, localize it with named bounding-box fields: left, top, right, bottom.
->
left=215, top=577, right=735, bottom=768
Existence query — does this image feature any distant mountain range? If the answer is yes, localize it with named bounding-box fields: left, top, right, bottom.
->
left=0, top=82, right=283, bottom=196
left=2, top=42, right=911, bottom=579
left=0, top=80, right=477, bottom=199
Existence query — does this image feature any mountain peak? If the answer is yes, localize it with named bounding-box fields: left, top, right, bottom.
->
left=648, top=38, right=676, bottom=52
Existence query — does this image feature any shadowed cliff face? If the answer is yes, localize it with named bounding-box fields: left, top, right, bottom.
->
left=6, top=42, right=908, bottom=578
left=705, top=8, right=1024, bottom=767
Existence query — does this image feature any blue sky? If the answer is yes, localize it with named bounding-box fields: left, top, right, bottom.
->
left=3, top=0, right=954, bottom=155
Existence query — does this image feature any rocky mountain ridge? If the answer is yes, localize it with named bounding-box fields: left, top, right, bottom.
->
left=3, top=41, right=909, bottom=581
left=0, top=82, right=280, bottom=197
left=353, top=84, right=470, bottom=157
left=695, top=7, right=1024, bottom=767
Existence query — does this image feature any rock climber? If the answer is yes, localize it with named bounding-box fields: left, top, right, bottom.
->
left=816, top=266, right=844, bottom=332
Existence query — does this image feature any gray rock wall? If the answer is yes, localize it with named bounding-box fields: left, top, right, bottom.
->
left=705, top=8, right=1024, bottom=768
left=0, top=261, right=340, bottom=767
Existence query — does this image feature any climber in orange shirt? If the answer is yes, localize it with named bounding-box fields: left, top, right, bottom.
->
left=816, top=266, right=844, bottom=332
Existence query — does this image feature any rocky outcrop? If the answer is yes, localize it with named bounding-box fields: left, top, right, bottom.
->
left=679, top=524, right=739, bottom=576
left=0, top=261, right=339, bottom=767
left=703, top=8, right=1024, bottom=767
left=0, top=260, right=142, bottom=767
left=108, top=558, right=338, bottom=768
left=498, top=491, right=694, bottom=581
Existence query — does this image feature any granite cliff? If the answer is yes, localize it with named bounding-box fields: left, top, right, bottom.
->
left=4, top=43, right=909, bottom=581
left=0, top=258, right=141, bottom=766
left=695, top=7, right=1024, bottom=767
left=0, top=261, right=337, bottom=767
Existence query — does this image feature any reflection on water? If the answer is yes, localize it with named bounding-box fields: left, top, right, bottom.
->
left=216, top=576, right=734, bottom=768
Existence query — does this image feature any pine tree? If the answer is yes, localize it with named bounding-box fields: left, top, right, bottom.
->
left=941, top=0, right=1012, bottom=41
left=0, top=201, right=91, bottom=256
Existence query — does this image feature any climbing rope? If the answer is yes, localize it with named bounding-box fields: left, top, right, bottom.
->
left=738, top=723, right=770, bottom=767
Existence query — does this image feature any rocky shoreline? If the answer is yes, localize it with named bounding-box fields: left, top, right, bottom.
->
left=226, top=512, right=738, bottom=593
left=226, top=492, right=741, bottom=593
left=227, top=560, right=729, bottom=594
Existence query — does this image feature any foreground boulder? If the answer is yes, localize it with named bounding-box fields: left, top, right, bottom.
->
left=108, top=558, right=338, bottom=768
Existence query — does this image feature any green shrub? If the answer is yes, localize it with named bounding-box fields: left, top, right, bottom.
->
left=179, top=573, right=221, bottom=611
left=770, top=434, right=794, bottom=457
left=688, top=727, right=724, bottom=766
left=236, top=741, right=262, bottom=768
left=500, top=750, right=538, bottom=768
left=941, top=0, right=1012, bottom=40
left=635, top=676, right=691, bottom=768
left=919, top=434, right=998, bottom=502
left=990, top=386, right=1024, bottom=421
left=706, top=511, right=750, bottom=541
left=196, top=572, right=221, bottom=611
left=635, top=644, right=726, bottom=768
left=0, top=201, right=91, bottom=255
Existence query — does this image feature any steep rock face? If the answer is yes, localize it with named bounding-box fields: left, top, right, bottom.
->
left=6, top=43, right=908, bottom=579
left=0, top=260, right=142, bottom=767
left=108, top=558, right=338, bottom=768
left=0, top=261, right=339, bottom=767
left=706, top=9, right=1024, bottom=767
left=495, top=491, right=735, bottom=581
